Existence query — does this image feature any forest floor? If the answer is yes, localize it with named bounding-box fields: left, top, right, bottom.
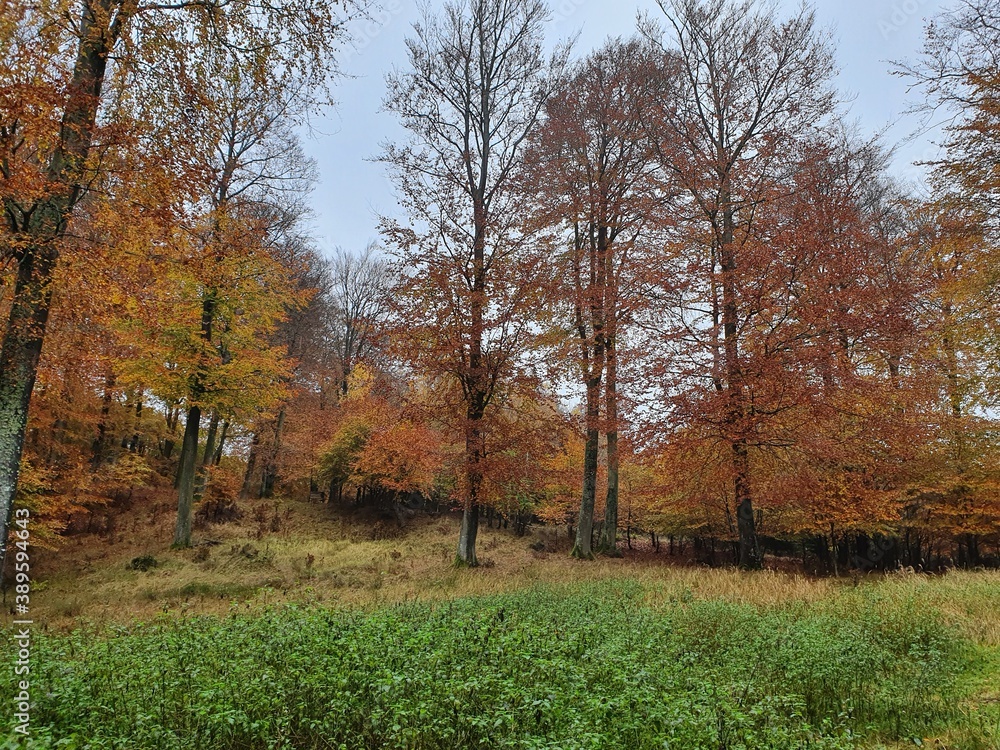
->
left=13, top=489, right=870, bottom=628
left=2, top=490, right=999, bottom=749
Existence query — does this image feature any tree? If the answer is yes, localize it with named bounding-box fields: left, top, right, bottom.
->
left=900, top=0, right=1000, bottom=224
left=896, top=0, right=1000, bottom=567
left=634, top=119, right=935, bottom=569
left=525, top=37, right=664, bottom=557
left=380, top=0, right=567, bottom=566
left=239, top=229, right=326, bottom=502
left=327, top=243, right=394, bottom=395
left=641, top=0, right=838, bottom=568
left=316, top=365, right=444, bottom=507
left=114, top=44, right=321, bottom=546
left=0, top=0, right=357, bottom=566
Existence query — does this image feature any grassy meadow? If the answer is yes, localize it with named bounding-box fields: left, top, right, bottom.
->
left=1, top=496, right=998, bottom=749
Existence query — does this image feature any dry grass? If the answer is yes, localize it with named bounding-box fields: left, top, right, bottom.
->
left=6, top=490, right=1000, bottom=659
left=5, top=492, right=842, bottom=629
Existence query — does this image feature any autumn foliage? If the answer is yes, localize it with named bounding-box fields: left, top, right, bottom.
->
left=2, top=0, right=1000, bottom=574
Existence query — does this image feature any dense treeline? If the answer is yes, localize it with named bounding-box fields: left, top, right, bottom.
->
left=2, top=0, right=1000, bottom=574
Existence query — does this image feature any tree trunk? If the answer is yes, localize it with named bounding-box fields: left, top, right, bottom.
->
left=173, top=405, right=201, bottom=548
left=240, top=431, right=262, bottom=500
left=91, top=371, right=116, bottom=468
left=599, top=335, right=619, bottom=555
left=260, top=407, right=286, bottom=499
left=719, top=199, right=760, bottom=570
left=734, top=440, right=759, bottom=569
left=193, top=410, right=219, bottom=498
left=0, top=0, right=127, bottom=571
left=457, top=408, right=485, bottom=566
left=212, top=420, right=229, bottom=465
left=201, top=411, right=220, bottom=467
left=0, top=245, right=57, bottom=565
left=573, top=416, right=599, bottom=559
left=456, top=184, right=489, bottom=568
left=457, top=503, right=480, bottom=567
left=571, top=222, right=606, bottom=560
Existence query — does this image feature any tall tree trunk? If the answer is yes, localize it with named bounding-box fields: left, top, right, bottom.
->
left=212, top=420, right=229, bottom=465
left=0, top=0, right=127, bottom=570
left=572, top=223, right=606, bottom=560
left=260, top=407, right=286, bottom=499
left=599, top=334, right=620, bottom=555
left=573, top=392, right=600, bottom=559
left=91, top=370, right=116, bottom=468
left=240, top=430, right=262, bottom=500
left=457, top=500, right=480, bottom=567
left=733, top=439, right=758, bottom=568
left=194, top=410, right=219, bottom=498
left=458, top=393, right=486, bottom=566
left=719, top=200, right=760, bottom=570
left=456, top=191, right=488, bottom=567
left=173, top=405, right=201, bottom=547
left=176, top=276, right=215, bottom=541
left=0, top=245, right=57, bottom=562
left=201, top=411, right=220, bottom=467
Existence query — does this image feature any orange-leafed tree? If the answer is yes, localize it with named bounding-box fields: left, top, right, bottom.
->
left=0, top=0, right=358, bottom=567
left=316, top=366, right=444, bottom=507
left=637, top=119, right=930, bottom=566
left=524, top=37, right=665, bottom=558
left=640, top=0, right=840, bottom=567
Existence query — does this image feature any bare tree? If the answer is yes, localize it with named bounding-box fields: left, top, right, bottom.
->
left=327, top=243, right=394, bottom=394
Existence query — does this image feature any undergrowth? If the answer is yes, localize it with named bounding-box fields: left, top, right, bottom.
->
left=1, top=578, right=992, bottom=749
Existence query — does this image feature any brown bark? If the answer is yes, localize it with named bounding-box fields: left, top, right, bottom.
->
left=572, top=224, right=607, bottom=560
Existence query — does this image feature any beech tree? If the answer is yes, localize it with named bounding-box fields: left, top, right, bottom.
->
left=242, top=244, right=395, bottom=500
left=525, top=38, right=663, bottom=557
left=641, top=0, right=838, bottom=568
left=900, top=0, right=1000, bottom=222
left=316, top=365, right=444, bottom=507
left=0, top=0, right=357, bottom=565
left=237, top=227, right=323, bottom=503
left=897, top=0, right=1000, bottom=566
left=380, top=0, right=567, bottom=566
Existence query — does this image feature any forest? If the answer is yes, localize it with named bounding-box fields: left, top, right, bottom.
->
left=2, top=0, right=1000, bottom=747
left=2, top=0, right=999, bottom=573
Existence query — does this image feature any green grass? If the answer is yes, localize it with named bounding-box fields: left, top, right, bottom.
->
left=1, top=578, right=995, bottom=750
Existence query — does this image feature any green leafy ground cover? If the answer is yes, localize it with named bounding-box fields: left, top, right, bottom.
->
left=1, top=579, right=997, bottom=749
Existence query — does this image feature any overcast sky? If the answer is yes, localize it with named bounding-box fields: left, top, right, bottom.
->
left=301, top=0, right=948, bottom=256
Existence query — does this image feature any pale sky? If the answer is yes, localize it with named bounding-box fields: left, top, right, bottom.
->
left=301, top=0, right=948, bottom=256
